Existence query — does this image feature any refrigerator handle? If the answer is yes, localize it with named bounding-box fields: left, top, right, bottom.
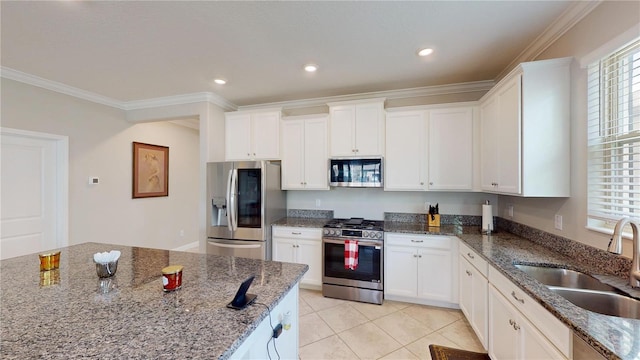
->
left=230, top=169, right=239, bottom=231
left=226, top=169, right=234, bottom=232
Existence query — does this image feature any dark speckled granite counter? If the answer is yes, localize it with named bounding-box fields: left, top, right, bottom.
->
left=0, top=242, right=307, bottom=359
left=387, top=219, right=639, bottom=360
left=456, top=232, right=640, bottom=360
left=272, top=217, right=329, bottom=229
left=273, top=213, right=640, bottom=359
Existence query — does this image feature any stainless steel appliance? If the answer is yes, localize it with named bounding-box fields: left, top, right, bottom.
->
left=329, top=157, right=383, bottom=188
left=206, top=161, right=286, bottom=260
left=322, top=218, right=384, bottom=304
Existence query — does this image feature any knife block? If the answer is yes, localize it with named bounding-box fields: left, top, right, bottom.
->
left=428, top=214, right=440, bottom=227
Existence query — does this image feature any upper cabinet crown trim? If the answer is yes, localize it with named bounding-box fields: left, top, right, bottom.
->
left=327, top=97, right=386, bottom=107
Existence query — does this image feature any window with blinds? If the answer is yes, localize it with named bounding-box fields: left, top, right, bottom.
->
left=587, top=38, right=640, bottom=230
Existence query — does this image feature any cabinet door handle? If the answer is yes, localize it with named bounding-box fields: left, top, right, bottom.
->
left=466, top=270, right=472, bottom=276
left=420, top=182, right=424, bottom=185
left=418, top=255, right=422, bottom=258
left=291, top=232, right=302, bottom=235
left=467, top=252, right=475, bottom=259
left=429, top=182, right=433, bottom=186
left=509, top=319, right=520, bottom=331
left=411, top=240, right=424, bottom=243
left=511, top=291, right=525, bottom=304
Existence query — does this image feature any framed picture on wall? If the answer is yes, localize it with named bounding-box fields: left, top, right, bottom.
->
left=132, top=142, right=169, bottom=198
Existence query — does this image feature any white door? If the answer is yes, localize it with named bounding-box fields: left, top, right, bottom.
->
left=1, top=128, right=68, bottom=259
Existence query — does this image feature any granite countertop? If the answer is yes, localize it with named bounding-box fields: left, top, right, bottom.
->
left=456, top=232, right=640, bottom=360
left=273, top=215, right=640, bottom=358
left=272, top=217, right=330, bottom=229
left=0, top=242, right=308, bottom=359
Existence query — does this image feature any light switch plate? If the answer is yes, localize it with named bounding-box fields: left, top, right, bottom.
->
left=88, top=177, right=99, bottom=185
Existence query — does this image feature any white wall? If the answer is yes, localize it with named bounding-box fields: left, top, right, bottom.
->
left=496, top=1, right=640, bottom=257
left=288, top=189, right=497, bottom=220
left=1, top=78, right=200, bottom=250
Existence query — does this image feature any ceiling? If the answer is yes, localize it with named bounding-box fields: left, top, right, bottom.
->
left=1, top=1, right=591, bottom=109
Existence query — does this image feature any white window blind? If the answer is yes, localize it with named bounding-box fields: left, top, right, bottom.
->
left=587, top=38, right=640, bottom=229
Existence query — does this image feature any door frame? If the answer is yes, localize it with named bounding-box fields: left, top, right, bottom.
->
left=1, top=127, right=69, bottom=249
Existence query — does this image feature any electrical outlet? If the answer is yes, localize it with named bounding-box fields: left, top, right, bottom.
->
left=507, top=205, right=514, bottom=218
left=179, top=229, right=185, bottom=237
left=424, top=202, right=430, bottom=211
left=315, top=199, right=321, bottom=207
left=555, top=215, right=563, bottom=230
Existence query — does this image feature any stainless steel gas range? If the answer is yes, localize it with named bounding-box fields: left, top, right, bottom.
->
left=322, top=218, right=384, bottom=305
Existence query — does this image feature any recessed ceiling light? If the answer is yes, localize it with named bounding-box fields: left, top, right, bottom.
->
left=304, top=64, right=318, bottom=72
left=214, top=78, right=227, bottom=85
left=417, top=48, right=434, bottom=57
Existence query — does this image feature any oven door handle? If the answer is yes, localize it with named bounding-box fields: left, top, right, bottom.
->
left=322, top=237, right=383, bottom=248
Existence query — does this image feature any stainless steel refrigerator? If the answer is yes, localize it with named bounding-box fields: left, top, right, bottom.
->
left=206, top=161, right=286, bottom=260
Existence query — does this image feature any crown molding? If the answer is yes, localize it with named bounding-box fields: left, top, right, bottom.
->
left=496, top=0, right=602, bottom=81
left=122, top=92, right=236, bottom=112
left=237, top=80, right=494, bottom=111
left=1, top=67, right=128, bottom=109
left=1, top=66, right=237, bottom=112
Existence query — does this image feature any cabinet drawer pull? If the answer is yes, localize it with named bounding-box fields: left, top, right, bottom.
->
left=513, top=323, right=520, bottom=331
left=411, top=240, right=424, bottom=243
left=509, top=319, right=515, bottom=326
left=466, top=270, right=472, bottom=276
left=291, top=232, right=302, bottom=235
left=511, top=291, right=525, bottom=304
left=467, top=252, right=475, bottom=259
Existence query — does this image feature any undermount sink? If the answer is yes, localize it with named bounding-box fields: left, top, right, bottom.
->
left=549, top=287, right=640, bottom=320
left=515, top=264, right=640, bottom=320
left=514, top=264, right=617, bottom=292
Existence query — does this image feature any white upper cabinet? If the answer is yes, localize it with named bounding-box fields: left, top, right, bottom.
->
left=225, top=110, right=281, bottom=161
left=385, top=105, right=474, bottom=192
left=480, top=57, right=571, bottom=196
left=329, top=99, right=385, bottom=157
left=281, top=115, right=329, bottom=190
left=428, top=106, right=474, bottom=191
left=385, top=110, right=428, bottom=191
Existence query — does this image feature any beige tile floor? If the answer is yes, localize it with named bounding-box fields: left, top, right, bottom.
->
left=298, top=289, right=485, bottom=360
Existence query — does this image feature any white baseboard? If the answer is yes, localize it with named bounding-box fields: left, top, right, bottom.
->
left=172, top=241, right=200, bottom=252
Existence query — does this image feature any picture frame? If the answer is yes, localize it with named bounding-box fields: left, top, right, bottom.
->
left=132, top=142, right=169, bottom=198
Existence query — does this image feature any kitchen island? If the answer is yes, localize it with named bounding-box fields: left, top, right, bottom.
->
left=0, top=242, right=307, bottom=359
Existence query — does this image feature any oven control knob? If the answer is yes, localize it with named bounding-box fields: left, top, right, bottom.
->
left=323, top=229, right=329, bottom=235
left=330, top=229, right=337, bottom=236
left=363, top=231, right=369, bottom=237
left=376, top=232, right=383, bottom=239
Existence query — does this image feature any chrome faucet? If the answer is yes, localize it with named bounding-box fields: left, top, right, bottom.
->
left=608, top=217, right=640, bottom=288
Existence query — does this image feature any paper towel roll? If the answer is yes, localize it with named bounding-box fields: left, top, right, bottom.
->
left=482, top=203, right=493, bottom=232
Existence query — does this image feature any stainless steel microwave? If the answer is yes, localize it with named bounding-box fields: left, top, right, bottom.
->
left=329, top=157, right=383, bottom=188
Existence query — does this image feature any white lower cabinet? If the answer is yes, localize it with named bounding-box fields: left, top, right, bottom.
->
left=272, top=226, right=322, bottom=289
left=488, top=267, right=570, bottom=360
left=458, top=242, right=488, bottom=350
left=385, top=233, right=458, bottom=307
left=489, top=286, right=567, bottom=360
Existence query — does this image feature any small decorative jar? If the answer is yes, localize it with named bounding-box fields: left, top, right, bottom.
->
left=39, top=251, right=61, bottom=271
left=162, top=265, right=183, bottom=292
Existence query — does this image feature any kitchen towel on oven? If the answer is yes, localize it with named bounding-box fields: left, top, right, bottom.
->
left=344, top=239, right=358, bottom=270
